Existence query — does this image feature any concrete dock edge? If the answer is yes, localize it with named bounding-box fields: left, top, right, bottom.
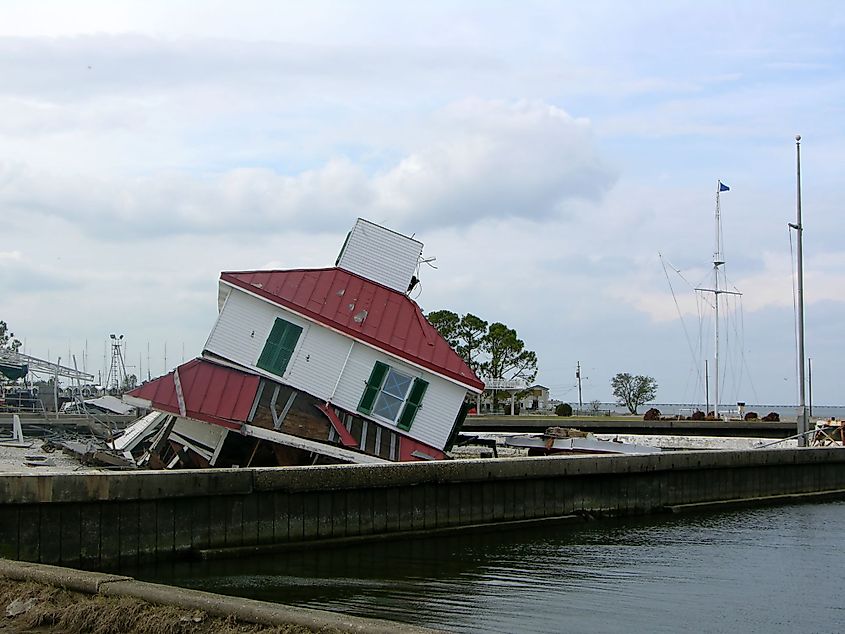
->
left=664, top=488, right=845, bottom=514
left=3, top=449, right=845, bottom=568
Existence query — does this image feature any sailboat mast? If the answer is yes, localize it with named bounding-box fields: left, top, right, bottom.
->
left=695, top=180, right=739, bottom=420
left=794, top=135, right=808, bottom=446
left=713, top=182, right=724, bottom=418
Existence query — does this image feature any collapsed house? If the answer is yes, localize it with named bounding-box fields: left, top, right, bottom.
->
left=123, top=219, right=484, bottom=468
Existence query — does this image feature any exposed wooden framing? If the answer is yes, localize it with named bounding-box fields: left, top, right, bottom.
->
left=410, top=449, right=437, bottom=460
left=268, top=384, right=281, bottom=427
left=170, top=433, right=214, bottom=461
left=239, top=423, right=388, bottom=463
left=276, top=391, right=297, bottom=430
left=359, top=419, right=368, bottom=451
left=247, top=381, right=265, bottom=422
left=314, top=402, right=358, bottom=447
left=173, top=368, right=187, bottom=417
left=142, top=415, right=177, bottom=465
left=209, top=428, right=229, bottom=466
left=245, top=439, right=262, bottom=467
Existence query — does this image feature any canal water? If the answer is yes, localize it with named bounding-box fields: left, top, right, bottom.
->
left=135, top=501, right=845, bottom=633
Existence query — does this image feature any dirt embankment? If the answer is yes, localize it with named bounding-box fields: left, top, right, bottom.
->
left=0, top=578, right=333, bottom=634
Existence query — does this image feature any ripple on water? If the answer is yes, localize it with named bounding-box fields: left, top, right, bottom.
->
left=134, top=501, right=845, bottom=634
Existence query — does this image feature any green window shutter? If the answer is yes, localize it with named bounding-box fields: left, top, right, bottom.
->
left=358, top=361, right=389, bottom=415
left=257, top=318, right=302, bottom=377
left=278, top=322, right=302, bottom=369
left=397, top=377, right=428, bottom=431
left=257, top=319, right=285, bottom=370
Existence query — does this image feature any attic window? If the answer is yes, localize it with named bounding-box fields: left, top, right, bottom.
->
left=357, top=361, right=428, bottom=431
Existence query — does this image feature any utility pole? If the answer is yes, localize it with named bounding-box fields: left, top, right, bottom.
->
left=791, top=135, right=808, bottom=446
left=576, top=361, right=583, bottom=412
left=808, top=357, right=813, bottom=417
left=705, top=359, right=710, bottom=416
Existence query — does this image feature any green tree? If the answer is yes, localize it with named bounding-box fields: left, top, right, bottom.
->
left=611, top=373, right=657, bottom=415
left=427, top=310, right=538, bottom=410
left=483, top=322, right=537, bottom=410
left=482, top=322, right=537, bottom=385
left=426, top=310, right=488, bottom=375
left=426, top=310, right=460, bottom=348
left=555, top=403, right=573, bottom=417
left=0, top=321, right=22, bottom=352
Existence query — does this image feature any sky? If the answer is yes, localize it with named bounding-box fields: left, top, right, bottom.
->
left=1, top=1, right=843, bottom=407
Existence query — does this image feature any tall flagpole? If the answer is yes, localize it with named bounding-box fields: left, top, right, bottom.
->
left=794, top=134, right=808, bottom=446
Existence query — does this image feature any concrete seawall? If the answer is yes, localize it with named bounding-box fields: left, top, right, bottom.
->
left=1, top=448, right=845, bottom=570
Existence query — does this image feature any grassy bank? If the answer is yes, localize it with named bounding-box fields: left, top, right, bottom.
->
left=0, top=578, right=328, bottom=634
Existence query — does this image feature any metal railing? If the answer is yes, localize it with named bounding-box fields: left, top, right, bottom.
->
left=483, top=378, right=528, bottom=391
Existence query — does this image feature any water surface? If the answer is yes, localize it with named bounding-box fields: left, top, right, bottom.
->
left=135, top=502, right=845, bottom=633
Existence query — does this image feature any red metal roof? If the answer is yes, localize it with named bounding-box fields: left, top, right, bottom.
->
left=220, top=267, right=484, bottom=391
left=127, top=358, right=259, bottom=428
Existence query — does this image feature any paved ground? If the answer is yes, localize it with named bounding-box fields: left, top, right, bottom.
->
left=0, top=440, right=96, bottom=474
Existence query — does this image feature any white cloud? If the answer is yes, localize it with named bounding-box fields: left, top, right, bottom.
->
left=0, top=99, right=615, bottom=236
left=373, top=99, right=615, bottom=228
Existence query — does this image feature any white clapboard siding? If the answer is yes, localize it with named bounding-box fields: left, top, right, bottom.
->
left=336, top=219, right=423, bottom=294
left=330, top=342, right=467, bottom=450
left=204, top=287, right=296, bottom=373
left=284, top=316, right=353, bottom=399
left=204, top=285, right=465, bottom=450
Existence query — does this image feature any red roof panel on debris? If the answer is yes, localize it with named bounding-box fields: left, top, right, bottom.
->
left=220, top=267, right=484, bottom=391
left=127, top=358, right=260, bottom=428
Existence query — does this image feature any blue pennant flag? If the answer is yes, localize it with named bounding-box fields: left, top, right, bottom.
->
left=719, top=181, right=730, bottom=192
